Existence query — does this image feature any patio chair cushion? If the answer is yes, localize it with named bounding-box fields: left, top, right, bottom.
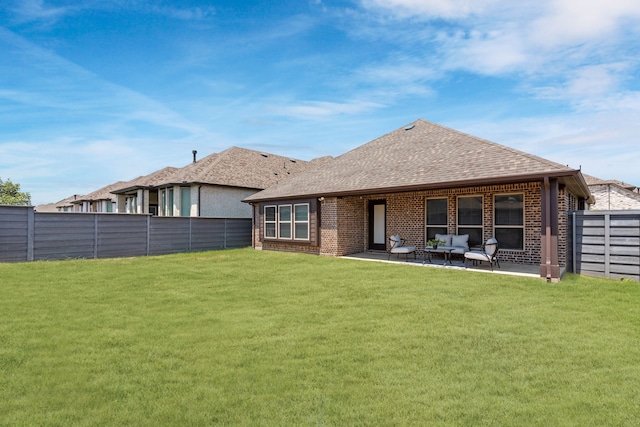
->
left=391, top=245, right=416, bottom=254
left=463, top=251, right=490, bottom=262
left=450, top=234, right=469, bottom=254
left=435, top=233, right=452, bottom=246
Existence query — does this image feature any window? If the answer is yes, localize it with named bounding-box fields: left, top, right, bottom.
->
left=168, top=189, right=174, bottom=216
left=294, top=204, right=309, bottom=240
left=279, top=205, right=292, bottom=239
left=457, top=196, right=483, bottom=247
left=494, top=194, right=524, bottom=250
left=180, top=187, right=191, bottom=217
left=264, top=206, right=277, bottom=238
left=264, top=203, right=311, bottom=241
left=425, top=198, right=448, bottom=240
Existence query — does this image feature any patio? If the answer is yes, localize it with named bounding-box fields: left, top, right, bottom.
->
left=341, top=250, right=542, bottom=279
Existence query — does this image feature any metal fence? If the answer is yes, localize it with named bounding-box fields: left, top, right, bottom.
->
left=569, top=210, right=640, bottom=281
left=0, top=205, right=251, bottom=263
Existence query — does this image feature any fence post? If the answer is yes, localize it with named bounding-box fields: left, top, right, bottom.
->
left=604, top=213, right=610, bottom=279
left=572, top=211, right=576, bottom=274
left=27, top=207, right=35, bottom=262
left=94, top=214, right=99, bottom=259
left=146, top=215, right=151, bottom=256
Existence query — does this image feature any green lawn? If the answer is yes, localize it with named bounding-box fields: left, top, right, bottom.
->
left=1, top=248, right=639, bottom=426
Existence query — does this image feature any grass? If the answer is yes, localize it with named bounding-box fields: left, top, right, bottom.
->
left=1, top=248, right=639, bottom=426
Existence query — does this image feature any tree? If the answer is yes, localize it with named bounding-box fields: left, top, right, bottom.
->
left=0, top=177, right=32, bottom=206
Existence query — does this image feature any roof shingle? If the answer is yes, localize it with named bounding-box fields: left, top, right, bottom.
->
left=245, top=119, right=583, bottom=202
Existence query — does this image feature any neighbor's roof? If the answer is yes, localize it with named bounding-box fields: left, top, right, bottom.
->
left=583, top=174, right=639, bottom=192
left=35, top=194, right=82, bottom=212
left=111, top=167, right=181, bottom=194
left=245, top=119, right=591, bottom=202
left=156, top=146, right=331, bottom=190
left=71, top=181, right=129, bottom=203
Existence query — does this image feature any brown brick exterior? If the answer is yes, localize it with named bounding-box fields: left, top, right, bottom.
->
left=251, top=180, right=578, bottom=269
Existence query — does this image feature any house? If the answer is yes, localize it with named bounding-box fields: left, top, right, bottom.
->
left=111, top=167, right=180, bottom=214
left=69, top=181, right=128, bottom=213
left=583, top=174, right=640, bottom=210
left=244, top=119, right=593, bottom=281
left=149, top=147, right=331, bottom=218
left=35, top=194, right=84, bottom=212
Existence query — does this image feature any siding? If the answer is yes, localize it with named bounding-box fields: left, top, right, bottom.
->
left=0, top=206, right=251, bottom=262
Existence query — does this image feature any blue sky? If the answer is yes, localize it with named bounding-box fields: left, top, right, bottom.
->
left=1, top=0, right=639, bottom=205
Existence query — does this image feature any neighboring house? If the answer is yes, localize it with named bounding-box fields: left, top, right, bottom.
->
left=69, top=181, right=128, bottom=213
left=35, top=194, right=84, bottom=212
left=583, top=174, right=640, bottom=210
left=150, top=147, right=330, bottom=218
left=111, top=167, right=180, bottom=214
left=244, top=119, right=593, bottom=281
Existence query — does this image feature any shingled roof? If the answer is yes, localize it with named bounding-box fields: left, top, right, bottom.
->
left=156, top=146, right=329, bottom=190
left=111, top=167, right=181, bottom=194
left=583, top=174, right=639, bottom=193
left=245, top=119, right=591, bottom=202
left=71, top=181, right=129, bottom=203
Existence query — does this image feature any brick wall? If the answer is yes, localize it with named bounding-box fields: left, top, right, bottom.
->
left=251, top=180, right=578, bottom=268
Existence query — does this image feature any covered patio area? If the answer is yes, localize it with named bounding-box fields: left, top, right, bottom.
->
left=341, top=250, right=543, bottom=279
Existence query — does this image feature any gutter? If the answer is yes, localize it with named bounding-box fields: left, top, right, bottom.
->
left=244, top=170, right=585, bottom=204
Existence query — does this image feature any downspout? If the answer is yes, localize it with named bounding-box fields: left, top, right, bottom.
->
left=544, top=177, right=552, bottom=281
left=198, top=185, right=202, bottom=217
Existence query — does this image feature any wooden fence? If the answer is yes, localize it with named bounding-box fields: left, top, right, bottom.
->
left=569, top=210, right=640, bottom=281
left=0, top=205, right=251, bottom=263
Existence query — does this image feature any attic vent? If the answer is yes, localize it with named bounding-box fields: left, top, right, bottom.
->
left=405, top=124, right=415, bottom=131
left=260, top=153, right=269, bottom=157
left=289, top=159, right=296, bottom=163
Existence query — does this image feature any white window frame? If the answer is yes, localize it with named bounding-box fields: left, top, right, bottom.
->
left=264, top=205, right=277, bottom=238
left=278, top=205, right=292, bottom=239
left=293, top=203, right=310, bottom=240
left=263, top=203, right=311, bottom=242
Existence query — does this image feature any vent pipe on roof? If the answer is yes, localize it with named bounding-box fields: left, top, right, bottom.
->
left=192, top=150, right=197, bottom=163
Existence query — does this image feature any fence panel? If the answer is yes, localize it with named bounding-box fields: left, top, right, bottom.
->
left=0, top=206, right=252, bottom=263
left=34, top=213, right=96, bottom=261
left=571, top=211, right=640, bottom=281
left=149, top=217, right=191, bottom=255
left=98, top=214, right=149, bottom=258
left=0, top=206, right=30, bottom=262
left=224, top=218, right=253, bottom=248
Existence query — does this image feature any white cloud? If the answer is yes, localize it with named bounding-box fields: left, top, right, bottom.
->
left=529, top=0, right=640, bottom=48
left=267, top=99, right=385, bottom=120
left=360, top=0, right=500, bottom=19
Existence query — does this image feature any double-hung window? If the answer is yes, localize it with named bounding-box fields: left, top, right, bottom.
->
left=494, top=194, right=524, bottom=250
left=294, top=204, right=309, bottom=240
left=264, top=203, right=310, bottom=241
left=425, top=198, right=448, bottom=240
left=278, top=205, right=292, bottom=239
left=265, top=206, right=277, bottom=238
left=457, top=196, right=483, bottom=247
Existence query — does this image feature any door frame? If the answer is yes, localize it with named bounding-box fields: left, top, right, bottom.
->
left=368, top=200, right=387, bottom=250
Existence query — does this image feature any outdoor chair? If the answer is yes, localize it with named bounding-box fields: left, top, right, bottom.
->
left=464, top=238, right=500, bottom=271
left=388, top=235, right=416, bottom=260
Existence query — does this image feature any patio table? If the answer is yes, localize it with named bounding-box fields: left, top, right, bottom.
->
left=423, top=246, right=455, bottom=265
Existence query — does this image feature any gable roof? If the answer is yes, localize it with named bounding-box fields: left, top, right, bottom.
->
left=35, top=194, right=83, bottom=212
left=156, top=146, right=327, bottom=190
left=583, top=174, right=639, bottom=193
left=111, top=167, right=181, bottom=194
left=71, top=181, right=129, bottom=203
left=245, top=119, right=591, bottom=202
